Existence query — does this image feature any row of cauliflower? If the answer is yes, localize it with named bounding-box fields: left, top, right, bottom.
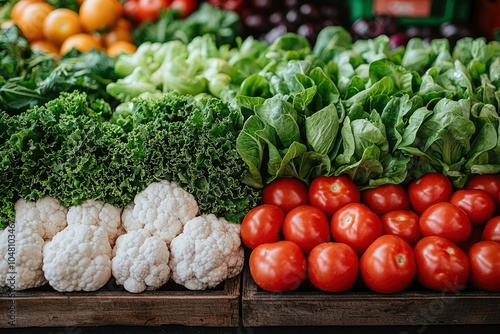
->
left=0, top=181, right=244, bottom=293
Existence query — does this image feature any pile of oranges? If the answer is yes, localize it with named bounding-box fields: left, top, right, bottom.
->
left=5, top=0, right=137, bottom=57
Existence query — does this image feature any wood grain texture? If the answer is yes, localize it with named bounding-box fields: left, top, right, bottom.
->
left=0, top=275, right=241, bottom=328
left=241, top=267, right=500, bottom=327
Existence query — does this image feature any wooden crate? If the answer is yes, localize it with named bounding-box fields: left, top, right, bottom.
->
left=0, top=275, right=241, bottom=328
left=241, top=267, right=500, bottom=327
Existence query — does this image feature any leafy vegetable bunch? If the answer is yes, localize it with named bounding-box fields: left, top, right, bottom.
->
left=0, top=90, right=260, bottom=229
left=107, top=26, right=500, bottom=192
left=230, top=27, right=500, bottom=190
left=0, top=25, right=119, bottom=113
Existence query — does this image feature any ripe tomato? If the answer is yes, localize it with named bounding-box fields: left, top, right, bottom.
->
left=309, top=175, right=360, bottom=217
left=59, top=33, right=102, bottom=55
left=261, top=177, right=309, bottom=213
left=330, top=203, right=383, bottom=255
left=360, top=235, right=416, bottom=294
left=43, top=8, right=83, bottom=46
left=482, top=216, right=500, bottom=243
left=419, top=202, right=471, bottom=244
left=249, top=240, right=306, bottom=292
left=240, top=204, right=284, bottom=250
left=408, top=172, right=453, bottom=214
left=79, top=0, right=120, bottom=32
left=465, top=174, right=500, bottom=208
left=449, top=189, right=495, bottom=226
left=468, top=241, right=500, bottom=291
left=381, top=210, right=422, bottom=247
left=361, top=184, right=410, bottom=216
left=282, top=205, right=330, bottom=255
left=125, top=0, right=170, bottom=24
left=16, top=2, right=55, bottom=42
left=170, top=0, right=199, bottom=17
left=307, top=242, right=358, bottom=292
left=414, top=236, right=469, bottom=292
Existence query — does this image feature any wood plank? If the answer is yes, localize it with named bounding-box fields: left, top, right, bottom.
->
left=241, top=267, right=500, bottom=327
left=0, top=275, right=241, bottom=328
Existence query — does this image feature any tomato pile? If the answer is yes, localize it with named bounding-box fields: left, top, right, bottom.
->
left=241, top=173, right=500, bottom=294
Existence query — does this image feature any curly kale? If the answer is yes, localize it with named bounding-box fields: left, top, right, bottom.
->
left=1, top=91, right=149, bottom=222
left=0, top=90, right=259, bottom=228
left=117, top=92, right=260, bottom=223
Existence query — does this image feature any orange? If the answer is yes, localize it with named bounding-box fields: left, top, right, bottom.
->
left=30, top=39, right=60, bottom=56
left=115, top=17, right=133, bottom=31
left=60, top=33, right=101, bottom=55
left=10, top=0, right=44, bottom=22
left=79, top=0, right=120, bottom=33
left=107, top=40, right=137, bottom=57
left=103, top=27, right=134, bottom=48
left=16, top=2, right=55, bottom=42
left=43, top=8, right=83, bottom=46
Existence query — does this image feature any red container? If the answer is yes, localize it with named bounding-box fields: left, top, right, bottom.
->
left=474, top=0, right=500, bottom=40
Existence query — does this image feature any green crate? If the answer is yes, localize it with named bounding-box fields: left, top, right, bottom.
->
left=347, top=0, right=471, bottom=26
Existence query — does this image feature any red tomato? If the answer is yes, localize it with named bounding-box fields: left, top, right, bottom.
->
left=249, top=240, right=307, bottom=292
left=482, top=216, right=500, bottom=243
left=468, top=241, right=500, bottom=291
left=330, top=203, right=383, bottom=255
left=408, top=172, right=454, bottom=214
left=240, top=204, right=284, bottom=250
left=360, top=235, right=416, bottom=294
left=261, top=177, right=309, bottom=213
left=449, top=189, right=495, bottom=226
left=414, top=236, right=469, bottom=292
left=124, top=0, right=170, bottom=24
left=170, top=0, right=198, bottom=17
left=282, top=205, right=331, bottom=255
left=361, top=184, right=410, bottom=216
left=381, top=210, right=422, bottom=247
left=309, top=175, right=360, bottom=217
left=465, top=174, right=500, bottom=208
left=419, top=202, right=471, bottom=244
left=307, top=242, right=358, bottom=292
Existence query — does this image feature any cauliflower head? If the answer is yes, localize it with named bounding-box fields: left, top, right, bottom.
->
left=112, top=229, right=171, bottom=293
left=169, top=214, right=244, bottom=290
left=67, top=199, right=123, bottom=247
left=0, top=197, right=67, bottom=290
left=15, top=197, right=68, bottom=241
left=43, top=224, right=112, bottom=292
left=0, top=226, right=46, bottom=290
left=122, top=181, right=198, bottom=244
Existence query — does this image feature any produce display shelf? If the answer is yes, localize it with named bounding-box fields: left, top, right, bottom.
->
left=241, top=267, right=500, bottom=327
left=0, top=275, right=241, bottom=328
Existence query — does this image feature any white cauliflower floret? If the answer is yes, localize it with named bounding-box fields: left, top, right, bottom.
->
left=122, top=180, right=198, bottom=244
left=169, top=214, right=244, bottom=290
left=0, top=197, right=67, bottom=291
left=67, top=199, right=123, bottom=247
left=43, top=224, right=112, bottom=292
left=15, top=197, right=67, bottom=241
left=111, top=229, right=171, bottom=293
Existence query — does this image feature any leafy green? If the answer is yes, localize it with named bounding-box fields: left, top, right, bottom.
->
left=114, top=92, right=261, bottom=223
left=0, top=27, right=119, bottom=114
left=133, top=3, right=240, bottom=47
left=47, top=0, right=79, bottom=11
